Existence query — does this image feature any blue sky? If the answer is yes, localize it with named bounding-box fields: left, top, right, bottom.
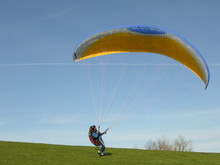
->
left=0, top=0, right=220, bottom=152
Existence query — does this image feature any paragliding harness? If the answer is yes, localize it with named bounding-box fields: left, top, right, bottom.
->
left=88, top=125, right=101, bottom=146
left=88, top=125, right=109, bottom=146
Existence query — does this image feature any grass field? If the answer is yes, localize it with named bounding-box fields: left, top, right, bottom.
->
left=0, top=141, right=220, bottom=165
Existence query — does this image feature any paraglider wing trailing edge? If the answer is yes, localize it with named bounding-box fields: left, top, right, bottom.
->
left=73, top=25, right=210, bottom=88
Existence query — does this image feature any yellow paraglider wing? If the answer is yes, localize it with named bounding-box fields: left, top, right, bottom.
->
left=74, top=26, right=210, bottom=88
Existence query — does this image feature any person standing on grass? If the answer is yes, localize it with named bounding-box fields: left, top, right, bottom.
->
left=88, top=125, right=108, bottom=156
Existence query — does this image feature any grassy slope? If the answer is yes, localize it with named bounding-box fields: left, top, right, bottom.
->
left=0, top=141, right=220, bottom=165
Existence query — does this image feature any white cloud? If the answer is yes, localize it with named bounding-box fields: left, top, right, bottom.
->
left=40, top=115, right=79, bottom=124
left=0, top=121, right=7, bottom=126
left=140, top=107, right=220, bottom=120
left=27, top=7, right=74, bottom=29
left=0, top=119, right=14, bottom=126
left=0, top=128, right=87, bottom=146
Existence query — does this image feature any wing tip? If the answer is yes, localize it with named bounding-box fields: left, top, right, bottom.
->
left=205, top=80, right=209, bottom=90
left=73, top=52, right=80, bottom=62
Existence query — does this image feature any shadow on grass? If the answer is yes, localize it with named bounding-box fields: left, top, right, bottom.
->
left=104, top=153, right=112, bottom=156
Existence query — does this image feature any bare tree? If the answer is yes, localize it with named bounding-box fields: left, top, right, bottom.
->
left=144, top=140, right=158, bottom=150
left=157, top=135, right=173, bottom=151
left=173, top=135, right=193, bottom=152
left=145, top=136, right=173, bottom=151
left=145, top=135, right=193, bottom=152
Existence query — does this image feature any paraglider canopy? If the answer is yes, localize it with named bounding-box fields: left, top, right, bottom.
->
left=74, top=25, right=210, bottom=88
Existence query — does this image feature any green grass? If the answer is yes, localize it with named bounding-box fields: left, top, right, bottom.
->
left=0, top=141, right=220, bottom=165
